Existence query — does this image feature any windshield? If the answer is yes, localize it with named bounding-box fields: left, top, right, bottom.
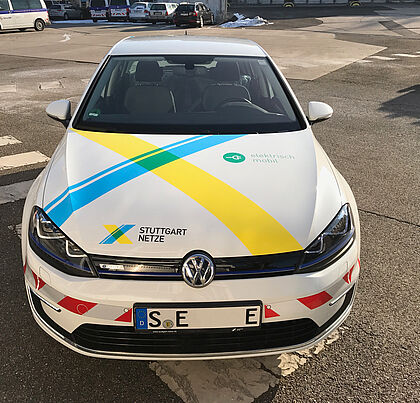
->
left=49, top=4, right=61, bottom=8
left=177, top=4, right=194, bottom=12
left=151, top=4, right=165, bottom=10
left=131, top=2, right=146, bottom=8
left=90, top=0, right=106, bottom=7
left=110, top=0, right=126, bottom=5
left=74, top=55, right=304, bottom=134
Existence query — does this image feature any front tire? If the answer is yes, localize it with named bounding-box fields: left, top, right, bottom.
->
left=34, top=19, right=45, bottom=31
left=92, top=18, right=97, bottom=22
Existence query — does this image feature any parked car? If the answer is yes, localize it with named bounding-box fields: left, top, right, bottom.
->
left=129, top=1, right=150, bottom=22
left=48, top=4, right=83, bottom=20
left=24, top=36, right=360, bottom=360
left=173, top=2, right=214, bottom=27
left=0, top=0, right=50, bottom=31
left=148, top=2, right=177, bottom=24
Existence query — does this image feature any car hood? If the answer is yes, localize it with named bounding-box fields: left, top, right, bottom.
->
left=42, top=128, right=342, bottom=258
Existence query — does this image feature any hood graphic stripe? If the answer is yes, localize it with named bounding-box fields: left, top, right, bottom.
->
left=46, top=131, right=244, bottom=227
left=77, top=131, right=302, bottom=255
left=44, top=134, right=207, bottom=212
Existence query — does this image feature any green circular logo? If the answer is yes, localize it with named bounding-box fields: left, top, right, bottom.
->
left=223, top=152, right=246, bottom=164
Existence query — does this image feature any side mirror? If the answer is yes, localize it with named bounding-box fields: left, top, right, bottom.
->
left=308, top=101, right=333, bottom=124
left=46, top=100, right=71, bottom=127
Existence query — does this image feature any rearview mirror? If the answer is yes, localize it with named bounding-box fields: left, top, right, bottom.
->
left=46, top=100, right=71, bottom=127
left=308, top=101, right=333, bottom=124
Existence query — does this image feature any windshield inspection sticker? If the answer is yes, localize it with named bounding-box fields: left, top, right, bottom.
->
left=138, top=226, right=187, bottom=243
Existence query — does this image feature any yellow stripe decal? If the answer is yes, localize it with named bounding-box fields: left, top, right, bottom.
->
left=76, top=130, right=302, bottom=255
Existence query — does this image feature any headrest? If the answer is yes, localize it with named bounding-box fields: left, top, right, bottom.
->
left=135, top=60, right=163, bottom=82
left=209, top=61, right=240, bottom=82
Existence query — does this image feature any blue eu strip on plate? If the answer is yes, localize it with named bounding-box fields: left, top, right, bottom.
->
left=135, top=308, right=148, bottom=330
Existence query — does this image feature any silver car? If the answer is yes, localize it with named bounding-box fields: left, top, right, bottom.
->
left=48, top=4, right=83, bottom=20
left=129, top=2, right=151, bottom=22
left=148, top=2, right=177, bottom=24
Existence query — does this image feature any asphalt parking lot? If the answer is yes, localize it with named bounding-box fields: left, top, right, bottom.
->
left=0, top=5, right=419, bottom=402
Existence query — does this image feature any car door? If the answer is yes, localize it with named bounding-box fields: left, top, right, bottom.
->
left=203, top=4, right=210, bottom=22
left=9, top=0, right=29, bottom=27
left=0, top=0, right=13, bottom=29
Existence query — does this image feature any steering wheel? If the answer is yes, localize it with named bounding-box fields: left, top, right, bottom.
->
left=215, top=97, right=253, bottom=110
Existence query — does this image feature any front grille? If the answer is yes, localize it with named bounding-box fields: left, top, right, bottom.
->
left=72, top=319, right=318, bottom=355
left=91, top=251, right=303, bottom=280
left=31, top=286, right=354, bottom=356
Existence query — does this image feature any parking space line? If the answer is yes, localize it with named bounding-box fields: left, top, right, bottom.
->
left=392, top=53, right=420, bottom=58
left=39, top=81, right=64, bottom=90
left=368, top=55, right=397, bottom=61
left=0, top=136, right=22, bottom=147
left=0, top=180, right=34, bottom=205
left=0, top=84, right=17, bottom=93
left=0, top=151, right=49, bottom=171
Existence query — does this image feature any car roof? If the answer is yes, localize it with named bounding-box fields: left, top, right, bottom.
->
left=110, top=36, right=267, bottom=57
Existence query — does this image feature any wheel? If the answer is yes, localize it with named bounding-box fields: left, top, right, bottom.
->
left=93, top=18, right=97, bottom=22
left=19, top=28, right=27, bottom=31
left=152, top=21, right=156, bottom=24
left=64, top=13, right=69, bottom=20
left=175, top=23, right=181, bottom=27
left=198, top=16, right=203, bottom=28
left=34, top=19, right=45, bottom=31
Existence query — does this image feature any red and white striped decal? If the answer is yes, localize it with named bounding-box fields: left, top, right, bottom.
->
left=24, top=262, right=133, bottom=323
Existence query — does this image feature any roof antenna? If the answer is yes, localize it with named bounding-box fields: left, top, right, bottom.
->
left=185, top=30, right=188, bottom=36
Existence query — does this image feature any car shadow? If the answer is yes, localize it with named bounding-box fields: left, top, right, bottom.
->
left=379, top=85, right=420, bottom=125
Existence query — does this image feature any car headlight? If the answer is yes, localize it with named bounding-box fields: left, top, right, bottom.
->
left=299, top=204, right=355, bottom=272
left=28, top=207, right=95, bottom=277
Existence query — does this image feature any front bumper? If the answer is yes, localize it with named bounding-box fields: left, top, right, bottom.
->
left=24, top=238, right=359, bottom=360
left=28, top=283, right=356, bottom=360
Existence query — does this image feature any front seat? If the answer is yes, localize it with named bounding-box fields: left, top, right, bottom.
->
left=202, top=61, right=250, bottom=111
left=124, top=61, right=176, bottom=115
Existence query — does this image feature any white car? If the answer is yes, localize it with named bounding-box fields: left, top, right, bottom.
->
left=129, top=2, right=150, bottom=22
left=22, top=36, right=360, bottom=360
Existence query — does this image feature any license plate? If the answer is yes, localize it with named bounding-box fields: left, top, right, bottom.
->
left=134, top=302, right=262, bottom=331
left=154, top=12, right=162, bottom=15
left=180, top=13, right=188, bottom=16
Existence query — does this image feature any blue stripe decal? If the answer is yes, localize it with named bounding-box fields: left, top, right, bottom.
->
left=44, top=134, right=206, bottom=212
left=6, top=8, right=47, bottom=13
left=47, top=134, right=245, bottom=227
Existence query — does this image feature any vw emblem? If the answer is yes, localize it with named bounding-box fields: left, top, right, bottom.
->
left=182, top=254, right=215, bottom=288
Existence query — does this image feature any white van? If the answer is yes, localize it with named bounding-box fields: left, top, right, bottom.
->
left=0, top=0, right=50, bottom=31
left=88, top=0, right=108, bottom=22
left=108, top=0, right=135, bottom=21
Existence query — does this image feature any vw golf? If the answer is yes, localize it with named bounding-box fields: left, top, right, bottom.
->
left=22, top=36, right=360, bottom=360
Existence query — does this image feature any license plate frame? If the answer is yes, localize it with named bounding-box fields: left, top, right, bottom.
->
left=133, top=301, right=262, bottom=333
